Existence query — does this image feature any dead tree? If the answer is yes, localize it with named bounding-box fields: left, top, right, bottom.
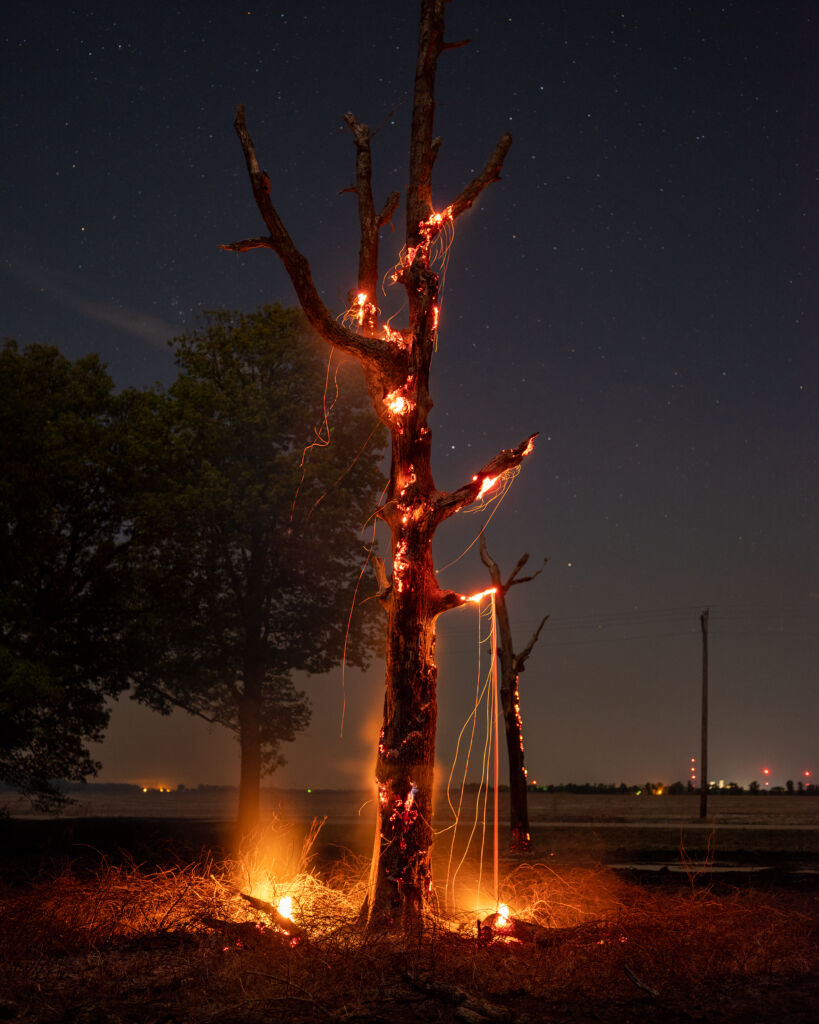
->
left=223, top=0, right=536, bottom=931
left=479, top=533, right=548, bottom=853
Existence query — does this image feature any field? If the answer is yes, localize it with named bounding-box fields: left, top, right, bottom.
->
left=1, top=793, right=817, bottom=1023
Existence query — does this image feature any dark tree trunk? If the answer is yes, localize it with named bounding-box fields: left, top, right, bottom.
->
left=480, top=534, right=548, bottom=854
left=237, top=685, right=262, bottom=837
left=225, top=0, right=536, bottom=930
left=503, top=670, right=531, bottom=853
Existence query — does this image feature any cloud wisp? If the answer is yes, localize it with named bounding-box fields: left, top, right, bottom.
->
left=2, top=255, right=177, bottom=348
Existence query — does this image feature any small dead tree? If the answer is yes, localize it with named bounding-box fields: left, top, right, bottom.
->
left=479, top=533, right=548, bottom=853
left=223, top=0, right=536, bottom=930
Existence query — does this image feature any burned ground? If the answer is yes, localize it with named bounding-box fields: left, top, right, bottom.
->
left=1, top=815, right=817, bottom=1023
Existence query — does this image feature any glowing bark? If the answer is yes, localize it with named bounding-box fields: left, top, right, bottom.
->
left=225, top=0, right=535, bottom=930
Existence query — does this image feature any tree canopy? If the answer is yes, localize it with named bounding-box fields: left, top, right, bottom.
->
left=0, top=340, right=132, bottom=807
left=124, top=305, right=386, bottom=829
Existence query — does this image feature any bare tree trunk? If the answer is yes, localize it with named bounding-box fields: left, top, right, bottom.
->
left=480, top=534, right=548, bottom=854
left=224, top=0, right=536, bottom=930
left=237, top=685, right=262, bottom=836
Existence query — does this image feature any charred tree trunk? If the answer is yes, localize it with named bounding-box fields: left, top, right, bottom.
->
left=224, top=0, right=536, bottom=930
left=480, top=534, right=548, bottom=854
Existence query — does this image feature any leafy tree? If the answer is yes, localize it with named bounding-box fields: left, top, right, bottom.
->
left=125, top=306, right=385, bottom=834
left=0, top=341, right=132, bottom=807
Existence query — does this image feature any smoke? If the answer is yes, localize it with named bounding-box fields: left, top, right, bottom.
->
left=2, top=255, right=176, bottom=347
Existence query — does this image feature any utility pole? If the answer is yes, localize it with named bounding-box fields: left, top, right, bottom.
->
left=699, top=608, right=709, bottom=820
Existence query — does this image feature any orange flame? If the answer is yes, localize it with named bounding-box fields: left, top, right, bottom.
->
left=477, top=475, right=499, bottom=500
left=385, top=391, right=409, bottom=415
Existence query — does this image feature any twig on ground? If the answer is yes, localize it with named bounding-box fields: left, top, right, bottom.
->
left=624, top=965, right=659, bottom=997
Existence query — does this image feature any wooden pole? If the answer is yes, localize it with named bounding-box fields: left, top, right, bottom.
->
left=699, top=609, right=709, bottom=820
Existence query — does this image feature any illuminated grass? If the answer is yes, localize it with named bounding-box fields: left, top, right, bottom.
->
left=1, top=834, right=817, bottom=1024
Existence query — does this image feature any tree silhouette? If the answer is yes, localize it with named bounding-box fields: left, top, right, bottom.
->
left=224, top=1, right=536, bottom=929
left=0, top=341, right=132, bottom=807
left=125, top=307, right=385, bottom=836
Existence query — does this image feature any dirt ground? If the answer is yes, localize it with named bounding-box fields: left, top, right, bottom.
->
left=1, top=799, right=818, bottom=1023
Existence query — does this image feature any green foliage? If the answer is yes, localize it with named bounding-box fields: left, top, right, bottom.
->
left=0, top=341, right=131, bottom=806
left=125, top=305, right=386, bottom=775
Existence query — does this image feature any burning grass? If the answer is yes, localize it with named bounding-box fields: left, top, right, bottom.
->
left=1, top=823, right=817, bottom=1023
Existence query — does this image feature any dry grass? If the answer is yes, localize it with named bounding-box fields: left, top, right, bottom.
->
left=1, top=826, right=817, bottom=1024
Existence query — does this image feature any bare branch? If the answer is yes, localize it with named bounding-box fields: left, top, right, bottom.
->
left=372, top=554, right=392, bottom=609
left=222, top=105, right=399, bottom=369
left=479, top=531, right=500, bottom=581
left=514, top=613, right=549, bottom=676
left=505, top=552, right=531, bottom=589
left=378, top=190, right=401, bottom=228
left=433, top=588, right=468, bottom=617
left=448, top=133, right=514, bottom=222
left=138, top=686, right=235, bottom=732
left=222, top=236, right=275, bottom=253
left=434, top=433, right=538, bottom=522
left=407, top=0, right=446, bottom=239
left=344, top=112, right=379, bottom=302
left=508, top=556, right=548, bottom=589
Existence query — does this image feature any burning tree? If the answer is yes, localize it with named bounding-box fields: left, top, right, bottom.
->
left=224, top=0, right=536, bottom=929
left=479, top=533, right=549, bottom=853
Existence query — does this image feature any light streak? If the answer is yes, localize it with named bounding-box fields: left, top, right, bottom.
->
left=389, top=206, right=455, bottom=283
left=443, top=596, right=494, bottom=911
left=465, top=587, right=496, bottom=604
left=290, top=349, right=340, bottom=522
left=342, top=290, right=378, bottom=330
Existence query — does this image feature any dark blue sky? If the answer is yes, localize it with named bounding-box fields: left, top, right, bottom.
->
left=2, top=1, right=816, bottom=790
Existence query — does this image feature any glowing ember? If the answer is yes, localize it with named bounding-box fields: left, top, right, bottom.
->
left=477, top=475, right=499, bottom=499
left=385, top=391, right=409, bottom=415
left=277, top=895, right=294, bottom=920
left=382, top=323, right=406, bottom=347
left=466, top=587, right=496, bottom=604
left=384, top=379, right=416, bottom=419
left=497, top=903, right=510, bottom=926
left=420, top=205, right=453, bottom=234
left=393, top=536, right=409, bottom=592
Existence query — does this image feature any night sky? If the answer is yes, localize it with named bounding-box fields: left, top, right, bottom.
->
left=2, top=2, right=816, bottom=792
